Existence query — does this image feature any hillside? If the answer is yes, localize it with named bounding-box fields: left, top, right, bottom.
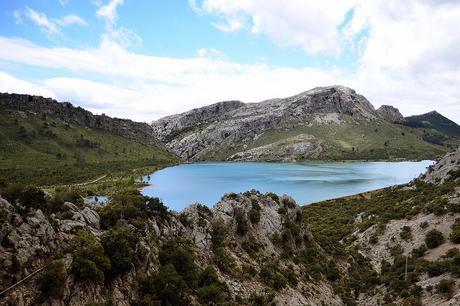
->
left=402, top=111, right=460, bottom=137
left=0, top=148, right=458, bottom=305
left=151, top=86, right=459, bottom=162
left=0, top=95, right=180, bottom=186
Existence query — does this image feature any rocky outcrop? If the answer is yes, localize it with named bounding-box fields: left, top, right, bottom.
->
left=0, top=93, right=164, bottom=148
left=421, top=147, right=460, bottom=184
left=0, top=191, right=342, bottom=306
left=377, top=105, right=404, bottom=122
left=151, top=86, right=382, bottom=161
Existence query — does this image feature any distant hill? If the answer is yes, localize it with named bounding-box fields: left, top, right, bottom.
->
left=402, top=110, right=460, bottom=136
left=0, top=93, right=180, bottom=185
left=151, top=86, right=459, bottom=162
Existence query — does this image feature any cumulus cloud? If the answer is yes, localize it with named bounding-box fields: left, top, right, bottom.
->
left=190, top=0, right=356, bottom=55
left=1, top=0, right=459, bottom=123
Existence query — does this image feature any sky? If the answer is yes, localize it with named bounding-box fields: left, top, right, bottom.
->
left=0, top=0, right=459, bottom=123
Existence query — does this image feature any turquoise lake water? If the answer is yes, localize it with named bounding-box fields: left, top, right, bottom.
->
left=141, top=161, right=433, bottom=211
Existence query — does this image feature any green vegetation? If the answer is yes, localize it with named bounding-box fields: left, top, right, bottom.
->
left=0, top=182, right=82, bottom=215
left=0, top=110, right=179, bottom=185
left=403, top=111, right=460, bottom=137
left=138, top=238, right=227, bottom=305
left=98, top=188, right=168, bottom=229
left=435, top=279, right=455, bottom=298
left=302, top=173, right=459, bottom=302
left=450, top=219, right=460, bottom=243
left=39, top=260, right=67, bottom=299
left=425, top=229, right=444, bottom=249
left=205, top=117, right=458, bottom=161
left=70, top=230, right=111, bottom=283
left=101, top=225, right=138, bottom=277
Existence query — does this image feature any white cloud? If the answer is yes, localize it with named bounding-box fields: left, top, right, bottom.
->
left=0, top=31, right=459, bottom=123
left=19, top=7, right=86, bottom=38
left=95, top=0, right=141, bottom=48
left=197, top=48, right=228, bottom=60
left=1, top=1, right=459, bottom=124
left=191, top=0, right=356, bottom=55
left=0, top=72, right=55, bottom=98
left=13, top=10, right=23, bottom=25
left=55, top=15, right=87, bottom=27
left=96, top=0, right=124, bottom=26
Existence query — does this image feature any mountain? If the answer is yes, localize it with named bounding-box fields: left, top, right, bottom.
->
left=0, top=93, right=180, bottom=186
left=0, top=147, right=459, bottom=305
left=402, top=110, right=460, bottom=136
left=151, top=86, right=459, bottom=162
left=376, top=105, right=404, bottom=122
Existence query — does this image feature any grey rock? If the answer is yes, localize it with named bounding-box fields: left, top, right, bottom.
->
left=152, top=86, right=380, bottom=161
left=377, top=105, right=404, bottom=122
left=63, top=202, right=79, bottom=212
left=81, top=207, right=100, bottom=229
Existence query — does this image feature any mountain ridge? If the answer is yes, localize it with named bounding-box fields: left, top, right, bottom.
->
left=151, top=85, right=459, bottom=162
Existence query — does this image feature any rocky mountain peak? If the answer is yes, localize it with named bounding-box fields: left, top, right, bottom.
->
left=284, top=85, right=378, bottom=120
left=377, top=105, right=404, bottom=122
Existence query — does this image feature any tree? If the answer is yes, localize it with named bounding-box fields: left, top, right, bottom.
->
left=101, top=225, right=137, bottom=276
left=39, top=260, right=67, bottom=299
left=139, top=264, right=190, bottom=305
left=70, top=230, right=111, bottom=282
left=425, top=229, right=444, bottom=249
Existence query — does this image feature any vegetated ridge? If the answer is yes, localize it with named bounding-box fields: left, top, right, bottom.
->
left=0, top=93, right=180, bottom=186
left=0, top=147, right=459, bottom=305
left=151, top=85, right=460, bottom=162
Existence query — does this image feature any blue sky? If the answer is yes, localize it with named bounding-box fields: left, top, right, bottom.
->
left=0, top=0, right=459, bottom=122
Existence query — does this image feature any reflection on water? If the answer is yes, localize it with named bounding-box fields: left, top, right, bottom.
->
left=141, top=161, right=433, bottom=211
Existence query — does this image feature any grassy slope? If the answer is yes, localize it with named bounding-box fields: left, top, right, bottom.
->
left=0, top=110, right=180, bottom=186
left=213, top=117, right=458, bottom=161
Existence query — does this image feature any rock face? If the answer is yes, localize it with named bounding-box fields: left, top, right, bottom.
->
left=377, top=105, right=404, bottom=122
left=0, top=192, right=342, bottom=306
left=151, top=86, right=381, bottom=161
left=0, top=93, right=164, bottom=148
left=421, top=147, right=460, bottom=184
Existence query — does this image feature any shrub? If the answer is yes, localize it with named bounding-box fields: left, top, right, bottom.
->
left=234, top=208, right=249, bottom=235
left=159, top=239, right=198, bottom=288
left=101, top=225, right=137, bottom=276
left=70, top=230, right=111, bottom=283
left=259, top=263, right=288, bottom=290
left=139, top=264, right=190, bottom=305
left=0, top=184, right=46, bottom=212
left=266, top=192, right=279, bottom=203
left=99, top=189, right=168, bottom=229
left=411, top=244, right=427, bottom=257
left=449, top=219, right=460, bottom=244
left=241, top=237, right=261, bottom=257
left=248, top=202, right=261, bottom=224
left=425, top=261, right=448, bottom=277
left=435, top=279, right=455, bottom=298
left=211, top=219, right=227, bottom=248
left=419, top=221, right=429, bottom=229
left=425, top=229, right=444, bottom=249
left=197, top=267, right=226, bottom=304
left=39, top=260, right=67, bottom=299
left=400, top=226, right=412, bottom=241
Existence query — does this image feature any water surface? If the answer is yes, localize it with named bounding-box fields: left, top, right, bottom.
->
left=141, top=161, right=433, bottom=211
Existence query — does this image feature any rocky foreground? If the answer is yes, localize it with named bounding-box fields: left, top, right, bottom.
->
left=0, top=148, right=459, bottom=305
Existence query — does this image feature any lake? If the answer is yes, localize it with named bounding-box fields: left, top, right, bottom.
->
left=141, top=161, right=433, bottom=211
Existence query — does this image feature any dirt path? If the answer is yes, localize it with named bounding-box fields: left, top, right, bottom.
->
left=72, top=174, right=107, bottom=186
